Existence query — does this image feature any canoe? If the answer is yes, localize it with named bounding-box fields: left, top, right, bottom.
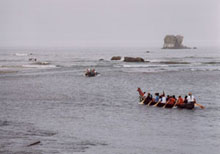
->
left=140, top=99, right=194, bottom=109
left=176, top=103, right=194, bottom=109
left=85, top=72, right=99, bottom=77
left=137, top=88, right=196, bottom=109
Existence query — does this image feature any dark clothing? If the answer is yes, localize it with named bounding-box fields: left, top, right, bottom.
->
left=144, top=95, right=152, bottom=105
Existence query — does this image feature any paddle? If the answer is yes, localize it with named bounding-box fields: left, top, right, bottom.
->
left=139, top=97, right=146, bottom=104
left=195, top=103, right=205, bottom=109
left=147, top=100, right=153, bottom=106
left=163, top=100, right=169, bottom=108
left=172, top=100, right=178, bottom=108
left=163, top=100, right=174, bottom=108
left=153, top=100, right=161, bottom=107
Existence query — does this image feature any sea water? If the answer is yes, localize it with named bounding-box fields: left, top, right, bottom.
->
left=0, top=46, right=220, bottom=154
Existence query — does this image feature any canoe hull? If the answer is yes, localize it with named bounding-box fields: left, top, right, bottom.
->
left=177, top=103, right=194, bottom=109
left=139, top=100, right=194, bottom=110
left=157, top=102, right=166, bottom=107
left=164, top=104, right=174, bottom=108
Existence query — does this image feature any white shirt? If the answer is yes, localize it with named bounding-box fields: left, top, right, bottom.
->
left=187, top=95, right=195, bottom=102
left=161, top=96, right=166, bottom=103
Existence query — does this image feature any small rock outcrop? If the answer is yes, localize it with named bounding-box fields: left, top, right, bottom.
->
left=124, top=57, right=144, bottom=62
left=111, top=56, right=121, bottom=60
left=162, top=35, right=190, bottom=49
left=29, top=58, right=37, bottom=61
left=34, top=62, right=50, bottom=65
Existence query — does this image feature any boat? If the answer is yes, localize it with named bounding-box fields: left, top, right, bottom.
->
left=85, top=69, right=99, bottom=77
left=137, top=88, right=199, bottom=109
left=140, top=98, right=194, bottom=109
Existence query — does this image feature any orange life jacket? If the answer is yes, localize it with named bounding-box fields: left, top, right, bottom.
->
left=177, top=97, right=184, bottom=105
left=168, top=98, right=176, bottom=105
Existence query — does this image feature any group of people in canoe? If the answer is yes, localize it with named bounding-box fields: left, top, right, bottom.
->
left=85, top=68, right=99, bottom=77
left=137, top=88, right=204, bottom=109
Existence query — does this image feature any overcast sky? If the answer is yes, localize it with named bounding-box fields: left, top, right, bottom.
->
left=0, top=0, right=219, bottom=47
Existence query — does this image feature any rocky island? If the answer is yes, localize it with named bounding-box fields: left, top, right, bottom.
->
left=162, top=35, right=191, bottom=49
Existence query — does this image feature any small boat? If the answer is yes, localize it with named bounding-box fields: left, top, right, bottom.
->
left=85, top=69, right=99, bottom=77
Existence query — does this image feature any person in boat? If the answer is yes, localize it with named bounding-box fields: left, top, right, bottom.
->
left=160, top=94, right=167, bottom=104
left=183, top=95, right=188, bottom=104
left=155, top=93, right=160, bottom=103
left=187, top=92, right=196, bottom=108
left=166, top=95, right=170, bottom=102
left=91, top=69, right=96, bottom=76
left=176, top=95, right=185, bottom=108
left=167, top=95, right=176, bottom=106
left=85, top=69, right=90, bottom=76
left=85, top=68, right=98, bottom=76
left=144, top=92, right=152, bottom=105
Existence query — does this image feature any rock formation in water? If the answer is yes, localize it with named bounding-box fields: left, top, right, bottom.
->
left=162, top=35, right=190, bottom=49
left=111, top=56, right=121, bottom=60
left=124, top=57, right=144, bottom=62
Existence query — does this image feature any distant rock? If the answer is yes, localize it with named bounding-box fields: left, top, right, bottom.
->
left=162, top=35, right=190, bottom=49
left=111, top=56, right=121, bottom=60
left=29, top=58, right=37, bottom=61
left=124, top=57, right=144, bottom=62
left=34, top=62, right=50, bottom=65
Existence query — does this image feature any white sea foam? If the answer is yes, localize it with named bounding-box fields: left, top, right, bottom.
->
left=123, top=64, right=151, bottom=68
left=122, top=64, right=168, bottom=68
left=15, top=53, right=30, bottom=56
left=22, top=64, right=57, bottom=68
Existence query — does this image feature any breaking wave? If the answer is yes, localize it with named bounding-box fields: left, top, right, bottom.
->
left=0, top=63, right=57, bottom=69
left=157, top=61, right=190, bottom=64
left=15, top=53, right=32, bottom=56
left=122, top=64, right=168, bottom=68
left=22, top=64, right=57, bottom=68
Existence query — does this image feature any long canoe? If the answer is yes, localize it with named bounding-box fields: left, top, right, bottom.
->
left=140, top=98, right=194, bottom=109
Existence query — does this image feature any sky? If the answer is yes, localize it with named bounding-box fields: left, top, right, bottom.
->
left=0, top=0, right=219, bottom=47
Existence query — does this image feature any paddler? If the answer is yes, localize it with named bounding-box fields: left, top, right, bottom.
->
left=187, top=92, right=196, bottom=108
left=160, top=94, right=167, bottom=104
left=167, top=95, right=176, bottom=106
left=176, top=95, right=185, bottom=108
left=154, top=93, right=160, bottom=102
left=145, top=92, right=152, bottom=105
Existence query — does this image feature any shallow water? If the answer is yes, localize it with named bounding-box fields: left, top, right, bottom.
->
left=0, top=47, right=220, bottom=154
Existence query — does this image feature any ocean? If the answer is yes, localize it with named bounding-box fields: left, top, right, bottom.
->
left=0, top=46, right=220, bottom=154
